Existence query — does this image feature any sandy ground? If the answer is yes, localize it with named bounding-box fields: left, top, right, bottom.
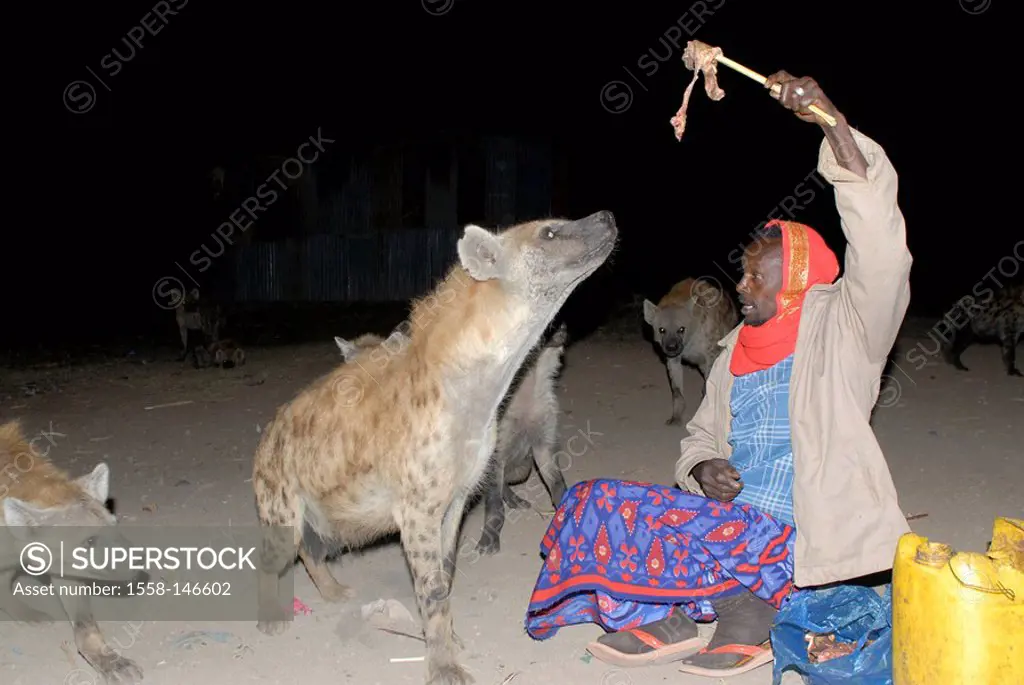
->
left=0, top=312, right=1021, bottom=685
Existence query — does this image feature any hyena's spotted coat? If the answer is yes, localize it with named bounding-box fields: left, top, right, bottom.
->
left=943, top=281, right=1024, bottom=376
left=334, top=324, right=570, bottom=557
left=251, top=211, right=617, bottom=685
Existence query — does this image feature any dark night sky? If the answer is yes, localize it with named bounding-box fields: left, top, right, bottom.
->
left=22, top=0, right=1011, bottom=350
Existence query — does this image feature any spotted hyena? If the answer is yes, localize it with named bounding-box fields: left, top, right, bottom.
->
left=172, top=288, right=224, bottom=368
left=943, top=282, right=1024, bottom=377
left=207, top=338, right=246, bottom=369
left=252, top=211, right=617, bottom=685
left=643, top=277, right=740, bottom=424
left=475, top=322, right=569, bottom=555
left=0, top=420, right=148, bottom=685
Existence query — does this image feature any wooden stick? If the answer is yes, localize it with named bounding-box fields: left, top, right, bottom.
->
left=143, top=399, right=195, bottom=411
left=714, top=53, right=838, bottom=127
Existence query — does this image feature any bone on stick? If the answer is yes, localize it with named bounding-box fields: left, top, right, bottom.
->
left=670, top=41, right=726, bottom=141
left=671, top=40, right=839, bottom=141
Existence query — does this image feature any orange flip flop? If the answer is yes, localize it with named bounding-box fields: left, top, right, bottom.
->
left=586, top=625, right=707, bottom=667
left=676, top=639, right=774, bottom=676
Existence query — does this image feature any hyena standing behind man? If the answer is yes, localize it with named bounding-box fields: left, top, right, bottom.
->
left=475, top=322, right=569, bottom=555
left=252, top=211, right=617, bottom=685
left=643, top=277, right=739, bottom=424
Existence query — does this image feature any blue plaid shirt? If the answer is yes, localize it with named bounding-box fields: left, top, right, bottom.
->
left=727, top=353, right=796, bottom=528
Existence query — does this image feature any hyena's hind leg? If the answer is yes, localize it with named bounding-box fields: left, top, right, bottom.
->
left=501, top=449, right=532, bottom=510
left=497, top=430, right=532, bottom=510
left=532, top=443, right=567, bottom=509
left=399, top=498, right=472, bottom=685
left=501, top=483, right=530, bottom=510
left=298, top=515, right=356, bottom=602
left=253, top=476, right=304, bottom=636
left=477, top=458, right=509, bottom=555
left=477, top=455, right=532, bottom=556
left=478, top=431, right=532, bottom=555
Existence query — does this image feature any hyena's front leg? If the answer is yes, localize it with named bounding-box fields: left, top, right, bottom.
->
left=438, top=489, right=471, bottom=650
left=400, top=499, right=472, bottom=685
left=477, top=461, right=508, bottom=556
left=665, top=356, right=686, bottom=425
left=532, top=444, right=567, bottom=509
left=944, top=324, right=974, bottom=372
left=58, top=595, right=143, bottom=685
left=697, top=362, right=711, bottom=399
left=177, top=324, right=188, bottom=361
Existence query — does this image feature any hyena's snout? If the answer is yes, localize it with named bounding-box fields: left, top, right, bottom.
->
left=661, top=334, right=683, bottom=357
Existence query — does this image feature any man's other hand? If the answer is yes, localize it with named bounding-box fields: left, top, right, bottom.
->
left=690, top=459, right=743, bottom=502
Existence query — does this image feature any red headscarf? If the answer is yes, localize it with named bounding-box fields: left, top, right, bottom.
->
left=730, top=220, right=840, bottom=376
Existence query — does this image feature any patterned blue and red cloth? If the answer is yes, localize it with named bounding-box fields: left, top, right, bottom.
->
left=524, top=353, right=800, bottom=638
left=524, top=478, right=797, bottom=639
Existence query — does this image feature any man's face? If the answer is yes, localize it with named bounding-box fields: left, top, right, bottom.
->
left=736, top=239, right=784, bottom=326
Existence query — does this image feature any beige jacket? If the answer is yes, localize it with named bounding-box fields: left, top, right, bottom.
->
left=675, top=128, right=912, bottom=589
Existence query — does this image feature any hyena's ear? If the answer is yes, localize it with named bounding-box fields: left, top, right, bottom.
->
left=75, top=463, right=110, bottom=504
left=548, top=322, right=569, bottom=348
left=334, top=336, right=356, bottom=360
left=642, top=299, right=658, bottom=326
left=3, top=498, right=46, bottom=534
left=387, top=329, right=410, bottom=345
left=457, top=224, right=505, bottom=281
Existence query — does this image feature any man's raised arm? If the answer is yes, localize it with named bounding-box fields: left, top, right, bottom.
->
left=766, top=71, right=912, bottom=364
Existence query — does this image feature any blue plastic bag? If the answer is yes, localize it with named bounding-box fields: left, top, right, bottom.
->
left=770, top=583, right=893, bottom=685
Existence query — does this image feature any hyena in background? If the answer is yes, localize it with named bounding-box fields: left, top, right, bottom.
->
left=208, top=338, right=246, bottom=369
left=334, top=324, right=571, bottom=555
left=172, top=288, right=224, bottom=367
left=334, top=333, right=385, bottom=359
left=475, top=322, right=568, bottom=555
left=333, top=331, right=408, bottom=363
left=252, top=211, right=617, bottom=685
left=0, top=420, right=148, bottom=685
left=942, top=282, right=1024, bottom=377
left=643, top=277, right=740, bottom=425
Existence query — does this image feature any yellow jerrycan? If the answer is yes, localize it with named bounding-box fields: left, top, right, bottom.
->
left=893, top=516, right=1024, bottom=685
